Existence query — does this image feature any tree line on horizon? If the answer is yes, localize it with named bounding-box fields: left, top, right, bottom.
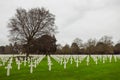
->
left=0, top=7, right=120, bottom=55
left=0, top=35, right=120, bottom=54
left=56, top=36, right=120, bottom=54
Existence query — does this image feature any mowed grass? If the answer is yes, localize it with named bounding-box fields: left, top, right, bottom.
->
left=0, top=55, right=120, bottom=80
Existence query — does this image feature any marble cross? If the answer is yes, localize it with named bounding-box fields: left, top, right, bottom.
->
left=34, top=60, right=37, bottom=68
left=86, top=55, right=89, bottom=66
left=95, top=57, right=98, bottom=65
left=48, top=62, right=52, bottom=71
left=2, top=60, right=6, bottom=66
left=103, top=56, right=105, bottom=63
left=75, top=58, right=79, bottom=67
left=24, top=58, right=27, bottom=66
left=60, top=58, right=63, bottom=65
left=70, top=56, right=73, bottom=64
left=29, top=62, right=34, bottom=73
left=109, top=55, right=112, bottom=63
left=5, top=63, right=12, bottom=76
left=63, top=58, right=67, bottom=69
left=17, top=60, right=21, bottom=70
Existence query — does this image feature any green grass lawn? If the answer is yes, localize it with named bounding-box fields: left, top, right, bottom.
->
left=0, top=55, right=120, bottom=80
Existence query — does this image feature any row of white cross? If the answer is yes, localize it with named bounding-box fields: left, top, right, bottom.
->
left=51, top=55, right=120, bottom=68
left=47, top=55, right=52, bottom=71
left=0, top=55, right=45, bottom=76
left=0, top=55, right=120, bottom=76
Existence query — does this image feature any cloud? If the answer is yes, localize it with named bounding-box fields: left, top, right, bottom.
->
left=0, top=0, right=120, bottom=45
left=56, top=0, right=120, bottom=44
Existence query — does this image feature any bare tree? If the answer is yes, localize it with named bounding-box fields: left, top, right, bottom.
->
left=85, top=39, right=97, bottom=54
left=71, top=42, right=80, bottom=54
left=56, top=44, right=63, bottom=54
left=114, top=41, right=120, bottom=54
left=95, top=42, right=106, bottom=54
left=96, top=36, right=114, bottom=54
left=62, top=44, right=71, bottom=54
left=8, top=8, right=57, bottom=56
left=99, top=36, right=113, bottom=46
left=73, top=38, right=83, bottom=49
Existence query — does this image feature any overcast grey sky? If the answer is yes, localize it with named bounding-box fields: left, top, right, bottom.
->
left=0, top=0, right=120, bottom=46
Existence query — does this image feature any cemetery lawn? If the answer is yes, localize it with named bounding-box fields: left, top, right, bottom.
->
left=0, top=56, right=120, bottom=80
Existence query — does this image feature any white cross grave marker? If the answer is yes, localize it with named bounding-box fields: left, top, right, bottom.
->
left=48, top=62, right=52, bottom=71
left=86, top=55, right=89, bottom=66
left=24, top=58, right=27, bottom=66
left=47, top=56, right=52, bottom=71
left=34, top=60, right=37, bottom=68
left=60, top=58, right=63, bottom=65
left=75, top=58, right=79, bottom=67
left=109, top=55, right=112, bottom=63
left=79, top=56, right=82, bottom=63
left=5, top=63, right=12, bottom=76
left=70, top=56, right=73, bottom=64
left=2, top=60, right=6, bottom=66
left=17, top=60, right=21, bottom=70
left=95, top=57, right=98, bottom=64
left=29, top=62, right=34, bottom=73
left=63, top=58, right=67, bottom=69
left=103, top=56, right=105, bottom=63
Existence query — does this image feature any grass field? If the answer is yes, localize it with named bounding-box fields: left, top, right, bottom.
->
left=0, top=55, right=120, bottom=80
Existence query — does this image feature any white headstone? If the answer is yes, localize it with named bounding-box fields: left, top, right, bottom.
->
left=63, top=58, right=67, bottom=69
left=34, top=60, right=37, bottom=68
left=17, top=61, right=21, bottom=70
left=70, top=56, right=73, bottom=64
left=86, top=55, right=89, bottom=66
left=24, top=58, right=27, bottom=66
left=29, top=62, right=34, bottom=73
left=109, top=55, right=112, bottom=63
left=60, top=58, right=63, bottom=65
left=9, top=58, right=13, bottom=64
left=15, top=58, right=18, bottom=62
left=48, top=62, right=52, bottom=71
left=47, top=55, right=52, bottom=71
left=79, top=56, right=82, bottom=63
left=5, top=63, right=12, bottom=76
left=103, top=56, right=105, bottom=63
left=75, top=58, right=79, bottom=67
left=93, top=55, right=98, bottom=65
left=2, top=60, right=6, bottom=66
left=95, top=57, right=98, bottom=64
